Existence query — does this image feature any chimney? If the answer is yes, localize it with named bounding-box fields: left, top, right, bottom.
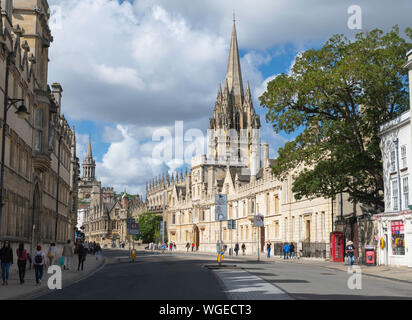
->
left=52, top=83, right=63, bottom=114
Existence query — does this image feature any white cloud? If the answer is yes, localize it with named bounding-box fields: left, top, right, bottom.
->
left=47, top=0, right=411, bottom=194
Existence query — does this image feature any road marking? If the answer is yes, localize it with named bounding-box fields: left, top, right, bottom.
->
left=214, top=269, right=294, bottom=300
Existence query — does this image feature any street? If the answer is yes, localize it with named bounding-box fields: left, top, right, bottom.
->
left=33, top=250, right=412, bottom=300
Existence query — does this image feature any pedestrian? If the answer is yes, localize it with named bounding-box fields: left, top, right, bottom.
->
left=266, top=241, right=272, bottom=258
left=161, top=243, right=166, bottom=253
left=47, top=243, right=57, bottom=266
left=290, top=243, right=295, bottom=259
left=77, top=242, right=86, bottom=271
left=346, top=241, right=356, bottom=270
left=173, top=243, right=176, bottom=251
left=62, top=240, right=74, bottom=270
left=191, top=243, right=194, bottom=252
left=95, top=243, right=101, bottom=260
left=241, top=243, right=246, bottom=255
left=186, top=242, right=190, bottom=252
left=0, top=240, right=13, bottom=286
left=283, top=242, right=290, bottom=259
left=33, top=245, right=46, bottom=286
left=234, top=243, right=239, bottom=256
left=169, top=243, right=172, bottom=251
left=16, top=243, right=28, bottom=284
left=84, top=241, right=89, bottom=254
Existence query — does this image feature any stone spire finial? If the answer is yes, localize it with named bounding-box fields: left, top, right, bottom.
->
left=86, top=135, right=93, bottom=158
left=225, top=18, right=244, bottom=106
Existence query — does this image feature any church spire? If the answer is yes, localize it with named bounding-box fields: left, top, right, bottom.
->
left=86, top=135, right=93, bottom=159
left=225, top=18, right=244, bottom=107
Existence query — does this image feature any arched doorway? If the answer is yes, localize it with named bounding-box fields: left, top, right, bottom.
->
left=193, top=225, right=200, bottom=251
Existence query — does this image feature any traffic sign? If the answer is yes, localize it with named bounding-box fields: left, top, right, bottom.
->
left=227, top=219, right=236, bottom=230
left=129, top=222, right=140, bottom=235
left=215, top=194, right=227, bottom=221
left=253, top=215, right=264, bottom=227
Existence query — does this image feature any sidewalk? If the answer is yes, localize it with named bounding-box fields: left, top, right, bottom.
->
left=140, top=247, right=412, bottom=284
left=0, top=253, right=106, bottom=300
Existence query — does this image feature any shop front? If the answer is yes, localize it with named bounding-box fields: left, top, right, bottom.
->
left=376, top=211, right=412, bottom=267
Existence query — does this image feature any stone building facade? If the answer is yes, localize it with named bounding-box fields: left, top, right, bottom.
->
left=145, top=21, right=365, bottom=257
left=0, top=0, right=79, bottom=260
left=80, top=138, right=146, bottom=247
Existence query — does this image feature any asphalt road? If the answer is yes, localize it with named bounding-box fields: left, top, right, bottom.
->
left=34, top=250, right=412, bottom=300
left=35, top=249, right=228, bottom=300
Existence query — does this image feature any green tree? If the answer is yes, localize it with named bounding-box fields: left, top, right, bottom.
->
left=138, top=212, right=162, bottom=243
left=260, top=26, right=412, bottom=211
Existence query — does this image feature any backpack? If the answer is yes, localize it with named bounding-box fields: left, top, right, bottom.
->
left=35, top=253, right=43, bottom=264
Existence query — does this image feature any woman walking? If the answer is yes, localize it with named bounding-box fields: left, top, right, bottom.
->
left=266, top=241, right=272, bottom=258
left=62, top=240, right=74, bottom=270
left=47, top=243, right=57, bottom=266
left=77, top=242, right=86, bottom=271
left=241, top=243, right=246, bottom=255
left=16, top=243, right=28, bottom=284
left=33, top=245, right=46, bottom=286
left=0, top=240, right=13, bottom=286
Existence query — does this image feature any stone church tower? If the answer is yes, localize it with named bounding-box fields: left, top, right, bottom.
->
left=208, top=19, right=261, bottom=174
left=82, top=137, right=96, bottom=181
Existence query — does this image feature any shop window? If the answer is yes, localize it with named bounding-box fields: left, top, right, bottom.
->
left=391, top=220, right=405, bottom=255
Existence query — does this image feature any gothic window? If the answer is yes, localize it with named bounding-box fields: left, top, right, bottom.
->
left=235, top=112, right=240, bottom=131
left=34, top=107, right=43, bottom=152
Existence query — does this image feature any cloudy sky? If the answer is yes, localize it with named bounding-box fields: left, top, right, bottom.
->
left=47, top=0, right=411, bottom=195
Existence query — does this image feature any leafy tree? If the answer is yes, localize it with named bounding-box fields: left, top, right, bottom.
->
left=259, top=26, right=412, bottom=211
left=138, top=212, right=162, bottom=243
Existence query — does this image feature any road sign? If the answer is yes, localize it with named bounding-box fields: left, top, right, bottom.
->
left=215, top=194, right=227, bottom=221
left=129, top=222, right=139, bottom=235
left=160, top=221, right=166, bottom=236
left=227, top=219, right=236, bottom=230
left=253, top=215, right=264, bottom=227
left=126, top=218, right=136, bottom=229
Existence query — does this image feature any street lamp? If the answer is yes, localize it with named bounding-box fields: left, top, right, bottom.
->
left=0, top=48, right=30, bottom=235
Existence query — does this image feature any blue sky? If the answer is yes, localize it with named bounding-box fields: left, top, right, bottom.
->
left=47, top=0, right=412, bottom=194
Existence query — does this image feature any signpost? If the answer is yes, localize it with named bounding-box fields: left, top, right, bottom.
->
left=254, top=214, right=264, bottom=261
left=215, top=194, right=227, bottom=264
left=227, top=220, right=236, bottom=256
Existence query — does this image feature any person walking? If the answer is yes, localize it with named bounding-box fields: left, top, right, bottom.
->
left=186, top=242, right=190, bottom=252
left=241, top=243, right=246, bottom=255
left=77, top=242, right=86, bottom=271
left=33, top=245, right=46, bottom=286
left=62, top=240, right=74, bottom=270
left=234, top=243, right=239, bottom=256
left=95, top=243, right=102, bottom=260
left=0, top=240, right=13, bottom=286
left=266, top=241, right=272, bottom=258
left=191, top=243, right=194, bottom=252
left=16, top=243, right=28, bottom=284
left=346, top=241, right=356, bottom=270
left=161, top=243, right=166, bottom=253
left=290, top=243, right=295, bottom=260
left=283, top=242, right=290, bottom=259
left=47, top=243, right=57, bottom=266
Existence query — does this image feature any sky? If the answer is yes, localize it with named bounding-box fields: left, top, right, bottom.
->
left=46, top=0, right=412, bottom=196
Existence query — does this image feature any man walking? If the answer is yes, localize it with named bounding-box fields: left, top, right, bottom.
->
left=283, top=242, right=290, bottom=259
left=346, top=241, right=356, bottom=270
left=234, top=243, right=239, bottom=256
left=77, top=242, right=87, bottom=271
left=62, top=240, right=74, bottom=270
left=0, top=240, right=13, bottom=286
left=186, top=242, right=190, bottom=252
left=33, top=245, right=46, bottom=286
left=290, top=243, right=295, bottom=259
left=241, top=243, right=246, bottom=255
left=266, top=241, right=272, bottom=258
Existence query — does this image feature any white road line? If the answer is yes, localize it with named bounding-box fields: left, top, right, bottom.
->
left=214, top=269, right=294, bottom=300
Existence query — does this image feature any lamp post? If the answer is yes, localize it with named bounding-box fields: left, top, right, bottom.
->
left=0, top=48, right=30, bottom=236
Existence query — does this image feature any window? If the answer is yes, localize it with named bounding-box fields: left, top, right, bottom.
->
left=401, top=146, right=407, bottom=169
left=172, top=214, right=176, bottom=225
left=392, top=180, right=399, bottom=211
left=300, top=215, right=304, bottom=241
left=274, top=195, right=279, bottom=213
left=34, top=108, right=43, bottom=152
left=391, top=220, right=405, bottom=255
left=390, top=150, right=396, bottom=172
left=274, top=221, right=279, bottom=238
left=403, top=177, right=409, bottom=210
left=284, top=217, right=288, bottom=241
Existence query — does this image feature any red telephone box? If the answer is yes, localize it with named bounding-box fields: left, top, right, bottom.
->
left=330, top=231, right=344, bottom=262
